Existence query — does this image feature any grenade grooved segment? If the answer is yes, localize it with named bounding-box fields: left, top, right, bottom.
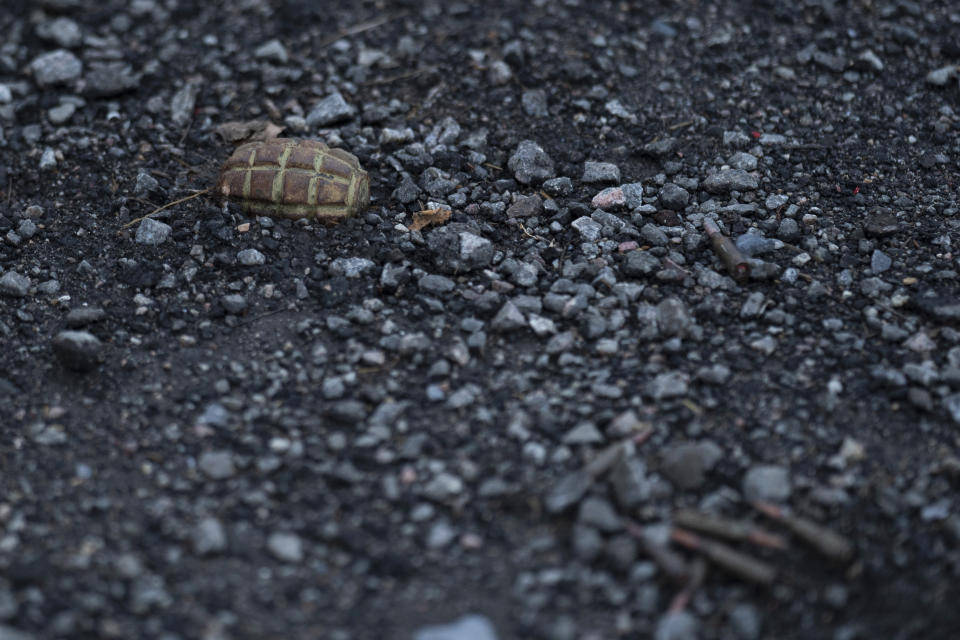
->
left=217, top=138, right=370, bottom=221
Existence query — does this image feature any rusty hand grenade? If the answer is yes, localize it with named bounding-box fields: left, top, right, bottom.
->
left=217, top=138, right=370, bottom=221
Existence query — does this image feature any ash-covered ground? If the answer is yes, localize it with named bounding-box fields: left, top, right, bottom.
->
left=2, top=1, right=960, bottom=639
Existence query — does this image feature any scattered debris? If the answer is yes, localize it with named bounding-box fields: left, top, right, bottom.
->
left=408, top=208, right=452, bottom=231
left=215, top=120, right=285, bottom=143
left=703, top=218, right=750, bottom=281
left=754, top=502, right=854, bottom=562
left=671, top=528, right=777, bottom=586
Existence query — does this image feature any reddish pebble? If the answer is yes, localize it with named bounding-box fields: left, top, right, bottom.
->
left=591, top=186, right=625, bottom=209
left=618, top=241, right=639, bottom=253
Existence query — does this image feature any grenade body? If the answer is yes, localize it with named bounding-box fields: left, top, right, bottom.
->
left=217, top=138, right=369, bottom=221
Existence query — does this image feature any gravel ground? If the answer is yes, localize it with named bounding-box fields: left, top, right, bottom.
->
left=2, top=1, right=960, bottom=638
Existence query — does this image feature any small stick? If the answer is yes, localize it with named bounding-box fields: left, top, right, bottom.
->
left=702, top=218, right=750, bottom=281
left=121, top=189, right=210, bottom=229
left=753, top=501, right=853, bottom=562
left=671, top=527, right=777, bottom=585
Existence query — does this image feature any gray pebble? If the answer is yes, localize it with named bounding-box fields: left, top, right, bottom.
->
left=765, top=194, right=788, bottom=210
left=736, top=231, right=781, bottom=257
left=254, top=38, right=288, bottom=64
left=198, top=451, right=236, bottom=479
left=742, top=465, right=791, bottom=502
left=610, top=457, right=652, bottom=508
left=582, top=161, right=621, bottom=184
left=654, top=611, right=699, bottom=640
left=740, top=292, right=766, bottom=318
left=702, top=169, right=758, bottom=193
left=329, top=256, right=376, bottom=278
left=644, top=137, right=678, bottom=157
left=622, top=250, right=660, bottom=277
left=777, top=218, right=800, bottom=241
left=621, top=182, right=646, bottom=209
left=170, top=82, right=199, bottom=126
left=728, top=603, right=761, bottom=640
left=926, top=65, right=957, bottom=86
left=858, top=49, right=884, bottom=72
left=53, top=330, right=103, bottom=371
left=0, top=588, right=16, bottom=621
left=508, top=140, right=555, bottom=185
left=659, top=183, right=689, bottom=210
left=488, top=60, right=513, bottom=85
left=306, top=91, right=356, bottom=127
left=392, top=174, right=420, bottom=203
left=0, top=271, right=30, bottom=297
left=39, top=148, right=57, bottom=171
left=134, top=170, right=160, bottom=197
left=727, top=152, right=757, bottom=171
left=83, top=62, right=140, bottom=97
left=222, top=294, right=247, bottom=314
left=577, top=496, right=622, bottom=532
left=562, top=422, right=604, bottom=445
left=65, top=306, right=105, bottom=327
left=544, top=470, right=591, bottom=513
left=491, top=301, right=526, bottom=332
left=543, top=176, right=573, bottom=197
left=660, top=441, right=722, bottom=490
left=459, top=232, right=494, bottom=269
left=423, top=472, right=464, bottom=501
left=267, top=532, right=304, bottom=563
left=192, top=517, right=228, bottom=555
left=30, top=49, right=82, bottom=86
left=572, top=216, right=602, bottom=242
left=36, top=17, right=82, bottom=48
left=521, top=89, right=548, bottom=117
left=426, top=520, right=457, bottom=549
left=413, top=614, right=499, bottom=640
left=573, top=524, right=604, bottom=561
left=238, top=249, right=266, bottom=266
left=135, top=218, right=171, bottom=245
left=48, top=102, right=76, bottom=125
left=646, top=372, right=688, bottom=400
left=944, top=394, right=960, bottom=424
left=657, top=297, right=694, bottom=337
left=419, top=274, right=456, bottom=295
left=871, top=249, right=892, bottom=273
left=640, top=223, right=668, bottom=246
left=506, top=194, right=543, bottom=218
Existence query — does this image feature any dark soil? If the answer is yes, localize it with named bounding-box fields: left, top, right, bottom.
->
left=2, top=1, right=960, bottom=639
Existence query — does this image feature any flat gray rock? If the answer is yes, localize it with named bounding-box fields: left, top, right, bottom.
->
left=414, top=614, right=498, bottom=640
left=306, top=91, right=356, bottom=127
left=30, top=49, right=82, bottom=86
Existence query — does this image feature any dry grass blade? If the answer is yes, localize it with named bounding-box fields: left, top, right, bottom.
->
left=121, top=189, right=209, bottom=229
left=318, top=13, right=407, bottom=49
